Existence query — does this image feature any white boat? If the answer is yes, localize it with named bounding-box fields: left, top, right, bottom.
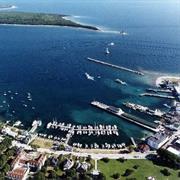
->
left=115, top=79, right=127, bottom=85
left=119, top=31, right=127, bottom=35
left=85, top=72, right=95, bottom=81
left=105, top=47, right=110, bottom=54
left=109, top=42, right=114, bottom=46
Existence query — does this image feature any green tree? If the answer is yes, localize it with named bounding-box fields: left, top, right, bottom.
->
left=3, top=164, right=10, bottom=173
left=101, top=158, right=109, bottom=163
left=5, top=149, right=15, bottom=157
left=86, top=155, right=92, bottom=162
left=66, top=168, right=76, bottom=177
left=41, top=166, right=47, bottom=173
left=112, top=172, right=120, bottom=179
left=0, top=172, right=5, bottom=180
left=123, top=169, right=134, bottom=177
left=34, top=172, right=46, bottom=180
left=48, top=170, right=57, bottom=179
left=0, top=154, right=7, bottom=167
left=133, top=165, right=139, bottom=169
left=98, top=172, right=106, bottom=180
left=117, top=158, right=125, bottom=163
left=160, top=168, right=171, bottom=176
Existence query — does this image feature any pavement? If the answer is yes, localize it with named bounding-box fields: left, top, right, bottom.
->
left=37, top=148, right=157, bottom=160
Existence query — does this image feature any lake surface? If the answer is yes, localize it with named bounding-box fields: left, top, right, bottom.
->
left=0, top=0, right=180, bottom=144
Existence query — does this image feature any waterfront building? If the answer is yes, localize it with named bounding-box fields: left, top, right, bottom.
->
left=138, top=143, right=150, bottom=153
left=1, top=127, right=18, bottom=138
left=8, top=150, right=46, bottom=180
left=147, top=132, right=170, bottom=149
left=166, top=138, right=180, bottom=157
left=167, top=146, right=180, bottom=157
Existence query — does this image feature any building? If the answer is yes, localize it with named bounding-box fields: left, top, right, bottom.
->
left=138, top=143, right=150, bottom=153
left=7, top=150, right=46, bottom=180
left=166, top=138, right=180, bottom=157
left=147, top=132, right=170, bottom=149
left=11, top=151, right=46, bottom=171
left=76, top=162, right=91, bottom=172
left=63, top=159, right=74, bottom=170
left=1, top=127, right=18, bottom=138
left=6, top=168, right=29, bottom=180
left=167, top=146, right=180, bottom=157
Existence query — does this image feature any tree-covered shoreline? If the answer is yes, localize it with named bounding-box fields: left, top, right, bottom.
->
left=0, top=12, right=99, bottom=31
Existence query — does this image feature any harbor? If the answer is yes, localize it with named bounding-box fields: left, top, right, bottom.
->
left=91, top=101, right=160, bottom=132
left=87, top=57, right=144, bottom=76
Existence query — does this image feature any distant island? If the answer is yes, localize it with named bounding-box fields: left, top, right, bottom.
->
left=0, top=12, right=99, bottom=31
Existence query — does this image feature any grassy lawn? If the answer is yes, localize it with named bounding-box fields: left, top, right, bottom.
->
left=30, top=137, right=53, bottom=148
left=98, top=159, right=179, bottom=180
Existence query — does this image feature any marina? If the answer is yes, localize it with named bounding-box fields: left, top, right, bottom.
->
left=87, top=57, right=144, bottom=76
left=91, top=101, right=160, bottom=132
left=46, top=121, right=119, bottom=136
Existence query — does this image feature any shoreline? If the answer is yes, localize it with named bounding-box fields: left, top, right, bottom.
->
left=0, top=12, right=99, bottom=31
left=0, top=23, right=100, bottom=32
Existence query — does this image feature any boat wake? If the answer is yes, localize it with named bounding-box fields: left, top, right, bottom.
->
left=0, top=5, right=17, bottom=11
left=100, top=29, right=128, bottom=35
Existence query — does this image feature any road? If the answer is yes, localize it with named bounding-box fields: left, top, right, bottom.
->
left=37, top=148, right=156, bottom=160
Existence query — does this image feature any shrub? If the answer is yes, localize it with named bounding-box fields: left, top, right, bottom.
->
left=160, top=168, right=171, bottom=176
left=111, top=172, right=120, bottom=179
left=101, top=158, right=109, bottom=163
left=117, top=158, right=125, bottom=163
left=133, top=165, right=139, bottom=169
left=123, top=169, right=134, bottom=177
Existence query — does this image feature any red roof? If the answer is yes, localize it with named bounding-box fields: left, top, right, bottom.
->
left=7, top=168, right=28, bottom=180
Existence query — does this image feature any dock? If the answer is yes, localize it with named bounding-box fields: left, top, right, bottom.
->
left=46, top=121, right=119, bottom=136
left=140, top=93, right=175, bottom=99
left=146, top=88, right=172, bottom=93
left=87, top=57, right=144, bottom=76
left=123, top=102, right=165, bottom=117
left=130, top=137, right=137, bottom=147
left=91, top=101, right=159, bottom=132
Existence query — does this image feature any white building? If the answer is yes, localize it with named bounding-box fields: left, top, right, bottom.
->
left=2, top=127, right=18, bottom=138
left=167, top=146, right=180, bottom=157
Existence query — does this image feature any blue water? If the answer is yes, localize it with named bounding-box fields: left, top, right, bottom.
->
left=0, top=0, right=180, bottom=144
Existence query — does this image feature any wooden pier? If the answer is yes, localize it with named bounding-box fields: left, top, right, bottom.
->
left=87, top=57, right=144, bottom=76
